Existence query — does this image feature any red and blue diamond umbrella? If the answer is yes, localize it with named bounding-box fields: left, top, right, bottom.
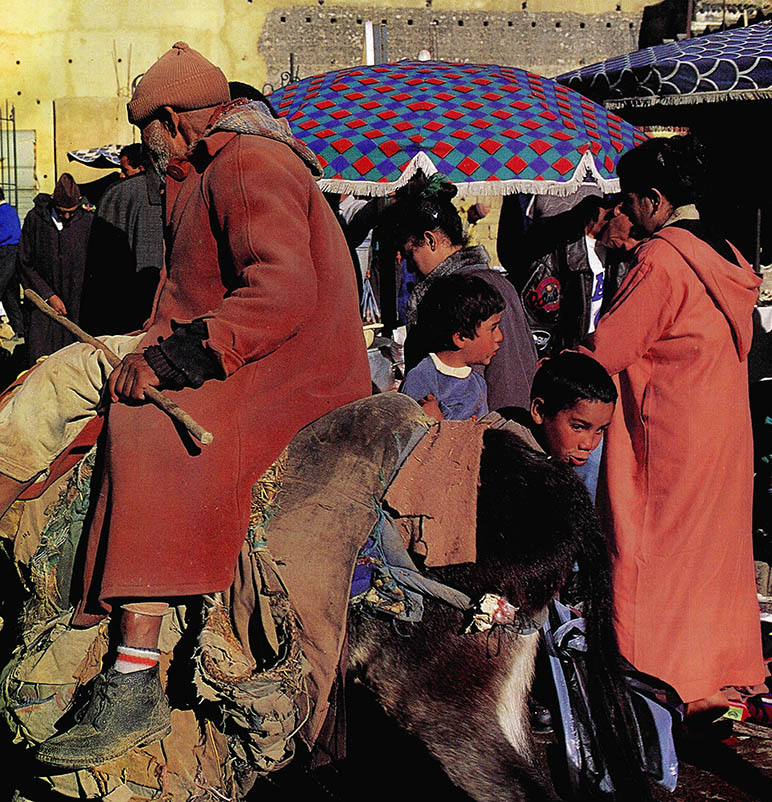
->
left=271, top=60, right=647, bottom=197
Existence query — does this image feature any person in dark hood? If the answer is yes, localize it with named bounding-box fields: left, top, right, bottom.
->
left=80, top=145, right=164, bottom=335
left=16, top=172, right=95, bottom=364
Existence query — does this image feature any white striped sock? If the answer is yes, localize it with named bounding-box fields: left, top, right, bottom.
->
left=114, top=645, right=161, bottom=674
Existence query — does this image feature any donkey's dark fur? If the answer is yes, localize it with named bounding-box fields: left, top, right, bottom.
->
left=347, top=429, right=650, bottom=802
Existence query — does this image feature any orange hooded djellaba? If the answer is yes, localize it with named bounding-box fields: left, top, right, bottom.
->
left=580, top=223, right=765, bottom=704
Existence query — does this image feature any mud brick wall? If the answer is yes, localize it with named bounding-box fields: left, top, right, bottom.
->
left=453, top=193, right=505, bottom=266
left=259, top=6, right=641, bottom=90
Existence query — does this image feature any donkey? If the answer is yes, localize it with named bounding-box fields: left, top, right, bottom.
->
left=344, top=428, right=649, bottom=802
left=1, top=397, right=649, bottom=802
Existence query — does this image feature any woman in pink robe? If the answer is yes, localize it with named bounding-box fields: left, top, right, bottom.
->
left=579, top=136, right=765, bottom=728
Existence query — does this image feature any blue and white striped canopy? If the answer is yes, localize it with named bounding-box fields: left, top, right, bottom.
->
left=556, top=21, right=772, bottom=108
left=66, top=145, right=124, bottom=169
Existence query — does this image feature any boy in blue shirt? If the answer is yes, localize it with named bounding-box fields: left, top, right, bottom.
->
left=400, top=274, right=504, bottom=420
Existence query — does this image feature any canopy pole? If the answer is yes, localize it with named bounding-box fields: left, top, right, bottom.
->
left=756, top=206, right=762, bottom=273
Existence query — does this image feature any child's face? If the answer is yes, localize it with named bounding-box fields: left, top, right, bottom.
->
left=530, top=398, right=615, bottom=467
left=454, top=312, right=503, bottom=366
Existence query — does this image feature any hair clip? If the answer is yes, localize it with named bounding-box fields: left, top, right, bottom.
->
left=420, top=172, right=452, bottom=200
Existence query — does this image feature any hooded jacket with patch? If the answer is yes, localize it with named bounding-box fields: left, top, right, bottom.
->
left=579, top=220, right=765, bottom=703
left=518, top=234, right=631, bottom=357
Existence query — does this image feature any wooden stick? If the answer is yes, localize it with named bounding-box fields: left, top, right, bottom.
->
left=24, top=289, right=214, bottom=446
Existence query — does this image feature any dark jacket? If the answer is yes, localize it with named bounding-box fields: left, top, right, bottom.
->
left=81, top=170, right=164, bottom=334
left=17, top=193, right=94, bottom=363
left=518, top=233, right=630, bottom=356
left=405, top=245, right=538, bottom=410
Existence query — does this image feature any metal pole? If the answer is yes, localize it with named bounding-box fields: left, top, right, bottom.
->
left=379, top=23, right=389, bottom=63
left=3, top=101, right=9, bottom=198
left=431, top=19, right=439, bottom=60
left=11, top=105, right=18, bottom=209
left=52, top=100, right=58, bottom=182
left=1, top=101, right=6, bottom=197
left=364, top=21, right=375, bottom=65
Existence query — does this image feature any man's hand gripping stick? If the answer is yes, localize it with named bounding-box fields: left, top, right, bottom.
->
left=24, top=289, right=214, bottom=445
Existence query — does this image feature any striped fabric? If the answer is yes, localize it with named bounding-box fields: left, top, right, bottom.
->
left=114, top=645, right=160, bottom=674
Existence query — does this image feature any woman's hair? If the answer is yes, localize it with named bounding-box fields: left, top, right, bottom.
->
left=119, top=143, right=143, bottom=169
left=530, top=352, right=617, bottom=417
left=228, top=81, right=279, bottom=118
left=616, top=134, right=708, bottom=208
left=382, top=170, right=466, bottom=248
left=417, top=274, right=505, bottom=352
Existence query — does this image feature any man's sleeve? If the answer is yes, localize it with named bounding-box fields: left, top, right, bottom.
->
left=16, top=217, right=55, bottom=301
left=577, top=244, right=678, bottom=377
left=345, top=197, right=381, bottom=248
left=147, top=138, right=320, bottom=385
left=400, top=360, right=436, bottom=402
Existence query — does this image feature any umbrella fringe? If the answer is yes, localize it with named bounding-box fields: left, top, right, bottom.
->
left=317, top=150, right=620, bottom=198
left=317, top=151, right=438, bottom=197
left=607, top=88, right=772, bottom=109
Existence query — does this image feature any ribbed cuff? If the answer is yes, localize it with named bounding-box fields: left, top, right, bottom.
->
left=144, top=320, right=223, bottom=390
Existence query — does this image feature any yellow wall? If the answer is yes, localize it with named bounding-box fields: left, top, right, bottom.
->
left=0, top=0, right=651, bottom=193
left=53, top=97, right=137, bottom=187
left=1, top=0, right=257, bottom=193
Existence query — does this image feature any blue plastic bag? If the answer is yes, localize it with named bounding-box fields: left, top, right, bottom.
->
left=543, top=599, right=682, bottom=795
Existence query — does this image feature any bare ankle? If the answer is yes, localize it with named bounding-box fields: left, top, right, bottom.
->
left=119, top=604, right=168, bottom=651
left=685, top=691, right=730, bottom=723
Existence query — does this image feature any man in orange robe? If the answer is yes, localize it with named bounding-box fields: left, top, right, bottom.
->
left=580, top=212, right=765, bottom=715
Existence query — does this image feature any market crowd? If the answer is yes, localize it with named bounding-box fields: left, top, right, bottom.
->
left=0, top=40, right=767, bottom=775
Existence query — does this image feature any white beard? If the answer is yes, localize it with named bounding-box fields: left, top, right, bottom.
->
left=142, top=121, right=175, bottom=174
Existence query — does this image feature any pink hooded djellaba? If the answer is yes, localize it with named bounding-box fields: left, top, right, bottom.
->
left=580, top=225, right=765, bottom=703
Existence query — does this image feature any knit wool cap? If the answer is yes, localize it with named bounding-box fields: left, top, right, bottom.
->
left=52, top=173, right=81, bottom=209
left=127, top=42, right=230, bottom=127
